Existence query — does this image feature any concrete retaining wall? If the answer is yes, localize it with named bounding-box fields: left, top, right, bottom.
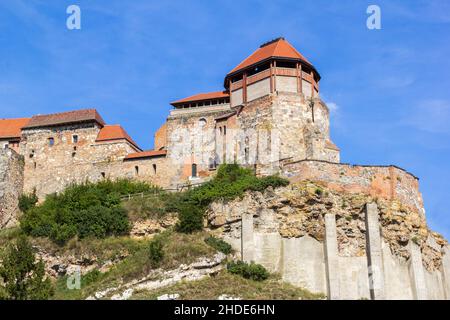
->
left=232, top=202, right=450, bottom=300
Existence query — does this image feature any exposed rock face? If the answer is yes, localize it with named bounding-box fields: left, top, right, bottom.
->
left=207, top=181, right=446, bottom=272
left=0, top=149, right=24, bottom=229
left=35, top=246, right=128, bottom=278
left=88, top=253, right=226, bottom=300
left=130, top=215, right=178, bottom=239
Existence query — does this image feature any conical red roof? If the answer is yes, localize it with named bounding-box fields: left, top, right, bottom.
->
left=228, top=38, right=311, bottom=75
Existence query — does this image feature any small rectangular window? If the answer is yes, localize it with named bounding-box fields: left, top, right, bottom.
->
left=135, top=166, right=139, bottom=176
left=72, top=135, right=79, bottom=144
left=153, top=164, right=157, bottom=174
left=101, top=172, right=106, bottom=179
left=48, top=137, right=54, bottom=147
left=192, top=163, right=197, bottom=178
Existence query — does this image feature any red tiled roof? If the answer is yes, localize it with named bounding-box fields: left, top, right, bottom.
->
left=0, top=118, right=30, bottom=139
left=96, top=125, right=140, bottom=150
left=24, top=109, right=105, bottom=129
left=171, top=91, right=229, bottom=105
left=325, top=140, right=340, bottom=151
left=124, top=150, right=167, bottom=160
left=228, top=38, right=312, bottom=75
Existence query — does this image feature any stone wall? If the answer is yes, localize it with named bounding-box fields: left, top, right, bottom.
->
left=282, top=160, right=423, bottom=215
left=207, top=181, right=450, bottom=300
left=21, top=123, right=138, bottom=199
left=166, top=107, right=231, bottom=186
left=0, top=149, right=24, bottom=228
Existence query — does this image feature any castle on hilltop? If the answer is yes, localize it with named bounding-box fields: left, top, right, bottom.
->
left=0, top=37, right=340, bottom=199
left=2, top=38, right=450, bottom=300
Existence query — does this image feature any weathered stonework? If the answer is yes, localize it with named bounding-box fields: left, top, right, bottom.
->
left=21, top=123, right=139, bottom=199
left=0, top=149, right=24, bottom=228
left=206, top=180, right=449, bottom=299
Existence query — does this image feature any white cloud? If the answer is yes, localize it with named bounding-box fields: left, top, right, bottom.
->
left=326, top=102, right=339, bottom=114
left=405, top=99, right=450, bottom=134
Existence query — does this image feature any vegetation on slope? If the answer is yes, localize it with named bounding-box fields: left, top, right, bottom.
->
left=131, top=270, right=324, bottom=300
left=52, top=230, right=216, bottom=300
left=19, top=179, right=159, bottom=244
left=0, top=236, right=53, bottom=300
left=1, top=164, right=295, bottom=300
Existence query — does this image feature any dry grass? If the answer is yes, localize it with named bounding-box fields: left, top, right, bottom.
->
left=131, top=270, right=325, bottom=300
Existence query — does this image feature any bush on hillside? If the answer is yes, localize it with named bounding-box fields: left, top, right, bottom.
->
left=18, top=190, right=38, bottom=213
left=174, top=164, right=289, bottom=233
left=204, top=236, right=232, bottom=255
left=148, top=238, right=164, bottom=267
left=227, top=261, right=269, bottom=281
left=0, top=236, right=53, bottom=300
left=175, top=203, right=204, bottom=234
left=20, top=179, right=157, bottom=244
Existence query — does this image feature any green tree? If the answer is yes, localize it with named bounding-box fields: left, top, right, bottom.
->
left=0, top=236, right=53, bottom=300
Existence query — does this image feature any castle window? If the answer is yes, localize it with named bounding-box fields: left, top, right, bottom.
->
left=199, top=118, right=207, bottom=128
left=153, top=164, right=157, bottom=174
left=191, top=163, right=197, bottom=178
left=135, top=166, right=139, bottom=176
left=48, top=137, right=54, bottom=147
left=101, top=172, right=106, bottom=179
left=34, top=162, right=37, bottom=169
left=3, top=143, right=8, bottom=149
left=72, top=135, right=79, bottom=144
left=223, top=126, right=227, bottom=135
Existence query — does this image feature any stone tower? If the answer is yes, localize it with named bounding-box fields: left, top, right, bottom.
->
left=219, top=37, right=340, bottom=174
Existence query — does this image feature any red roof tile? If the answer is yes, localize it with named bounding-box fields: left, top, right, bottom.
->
left=228, top=38, right=311, bottom=75
left=96, top=125, right=140, bottom=150
left=124, top=150, right=167, bottom=160
left=24, top=109, right=105, bottom=129
left=171, top=91, right=229, bottom=105
left=325, top=140, right=340, bottom=151
left=0, top=118, right=30, bottom=139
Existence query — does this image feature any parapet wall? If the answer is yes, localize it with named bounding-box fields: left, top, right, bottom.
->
left=0, top=149, right=24, bottom=228
left=281, top=160, right=424, bottom=215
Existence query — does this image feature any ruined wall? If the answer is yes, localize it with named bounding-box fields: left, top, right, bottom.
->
left=0, top=149, right=24, bottom=228
left=207, top=181, right=449, bottom=300
left=282, top=160, right=423, bottom=215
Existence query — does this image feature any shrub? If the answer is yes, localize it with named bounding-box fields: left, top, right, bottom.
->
left=19, top=179, right=152, bottom=244
left=18, top=190, right=38, bottom=213
left=149, top=239, right=164, bottom=267
left=204, top=236, right=232, bottom=255
left=175, top=204, right=204, bottom=234
left=227, top=261, right=269, bottom=281
left=173, top=164, right=289, bottom=234
left=0, top=236, right=53, bottom=300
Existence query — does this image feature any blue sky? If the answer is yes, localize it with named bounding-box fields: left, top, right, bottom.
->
left=1, top=0, right=449, bottom=238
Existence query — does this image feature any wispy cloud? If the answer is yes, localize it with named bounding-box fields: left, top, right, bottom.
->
left=404, top=99, right=450, bottom=134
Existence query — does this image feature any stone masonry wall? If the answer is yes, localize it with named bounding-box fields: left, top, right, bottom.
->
left=282, top=160, right=423, bottom=215
left=166, top=108, right=230, bottom=186
left=21, top=123, right=138, bottom=199
left=0, top=149, right=24, bottom=228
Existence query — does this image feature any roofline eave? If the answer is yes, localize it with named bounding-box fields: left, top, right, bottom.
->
left=223, top=56, right=321, bottom=88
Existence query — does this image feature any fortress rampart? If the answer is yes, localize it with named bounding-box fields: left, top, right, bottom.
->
left=282, top=160, right=423, bottom=215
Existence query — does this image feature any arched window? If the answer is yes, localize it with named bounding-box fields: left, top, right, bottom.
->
left=199, top=118, right=207, bottom=128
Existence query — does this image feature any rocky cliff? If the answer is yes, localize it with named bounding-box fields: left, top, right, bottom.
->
left=206, top=180, right=450, bottom=299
